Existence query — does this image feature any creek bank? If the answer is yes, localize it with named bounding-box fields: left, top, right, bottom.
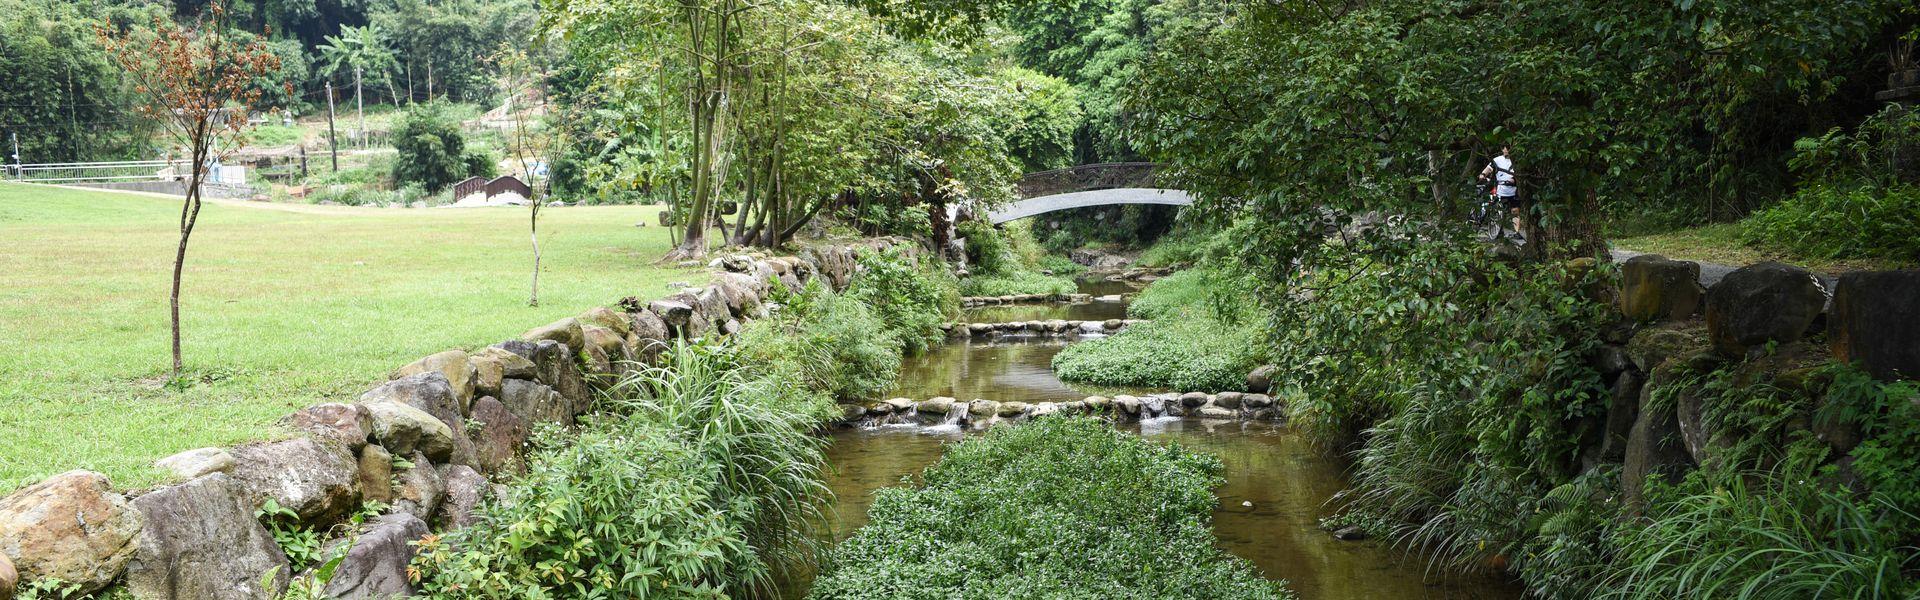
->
left=0, top=239, right=908, bottom=599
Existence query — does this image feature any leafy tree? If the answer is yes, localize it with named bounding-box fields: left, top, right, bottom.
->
left=0, top=0, right=151, bottom=163
left=372, top=0, right=535, bottom=103
left=100, top=0, right=282, bottom=379
left=390, top=101, right=487, bottom=192
left=315, top=24, right=399, bottom=103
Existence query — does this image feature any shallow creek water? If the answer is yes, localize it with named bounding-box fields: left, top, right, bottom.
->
left=789, top=278, right=1525, bottom=599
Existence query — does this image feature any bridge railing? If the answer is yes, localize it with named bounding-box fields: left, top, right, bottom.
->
left=1015, top=162, right=1164, bottom=199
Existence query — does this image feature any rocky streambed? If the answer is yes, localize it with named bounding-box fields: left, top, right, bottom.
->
left=786, top=276, right=1525, bottom=599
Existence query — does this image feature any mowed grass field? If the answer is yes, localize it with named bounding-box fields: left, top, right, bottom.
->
left=0, top=183, right=700, bottom=491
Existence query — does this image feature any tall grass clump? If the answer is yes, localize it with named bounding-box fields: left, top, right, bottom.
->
left=732, top=280, right=902, bottom=402
left=808, top=417, right=1293, bottom=600
left=410, top=340, right=832, bottom=598
left=1600, top=455, right=1920, bottom=600
left=957, top=220, right=1077, bottom=296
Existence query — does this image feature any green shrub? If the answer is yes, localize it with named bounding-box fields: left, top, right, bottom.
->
left=1051, top=315, right=1263, bottom=391
left=1124, top=268, right=1256, bottom=321
left=1138, top=226, right=1218, bottom=268
left=391, top=101, right=492, bottom=193
left=735, top=281, right=903, bottom=402
left=844, top=247, right=959, bottom=355
left=809, top=417, right=1293, bottom=600
left=957, top=219, right=1076, bottom=296
left=412, top=341, right=830, bottom=599
left=1739, top=184, right=1920, bottom=261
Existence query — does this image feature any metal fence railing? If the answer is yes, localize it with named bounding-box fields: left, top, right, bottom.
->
left=7, top=160, right=192, bottom=184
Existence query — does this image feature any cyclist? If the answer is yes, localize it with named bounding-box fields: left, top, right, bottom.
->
left=1478, top=145, right=1520, bottom=239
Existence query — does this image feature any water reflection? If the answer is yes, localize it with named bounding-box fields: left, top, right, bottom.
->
left=884, top=338, right=1151, bottom=403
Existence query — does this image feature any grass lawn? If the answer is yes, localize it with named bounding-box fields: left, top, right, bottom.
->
left=0, top=183, right=700, bottom=492
left=1612, top=223, right=1915, bottom=274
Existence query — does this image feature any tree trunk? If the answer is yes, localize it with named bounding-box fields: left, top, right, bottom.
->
left=170, top=149, right=206, bottom=379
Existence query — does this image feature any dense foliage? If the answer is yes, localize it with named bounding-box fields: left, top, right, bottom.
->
left=390, top=101, right=494, bottom=192
left=543, top=0, right=1066, bottom=253
left=956, top=220, right=1077, bottom=296
left=411, top=341, right=832, bottom=599
left=0, top=0, right=155, bottom=163
left=1132, top=0, right=1909, bottom=261
left=843, top=247, right=961, bottom=356
left=1740, top=107, right=1920, bottom=261
left=809, top=417, right=1294, bottom=600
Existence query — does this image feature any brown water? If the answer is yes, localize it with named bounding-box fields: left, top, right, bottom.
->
left=790, top=277, right=1527, bottom=600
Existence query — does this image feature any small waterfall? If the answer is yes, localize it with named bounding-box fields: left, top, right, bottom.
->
left=924, top=407, right=966, bottom=433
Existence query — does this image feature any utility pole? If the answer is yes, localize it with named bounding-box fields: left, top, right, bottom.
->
left=66, top=66, right=79, bottom=160
left=325, top=81, right=340, bottom=172
left=354, top=66, right=365, bottom=149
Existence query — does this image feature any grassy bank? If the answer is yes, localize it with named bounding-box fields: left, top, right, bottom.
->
left=0, top=183, right=694, bottom=490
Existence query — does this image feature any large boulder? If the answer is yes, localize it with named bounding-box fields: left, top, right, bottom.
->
left=0, top=471, right=143, bottom=595
left=493, top=340, right=589, bottom=411
left=0, top=553, right=14, bottom=600
left=360, top=400, right=454, bottom=462
left=321, top=513, right=428, bottom=600
left=1704, top=262, right=1827, bottom=357
left=648, top=300, right=695, bottom=333
left=356, top=445, right=394, bottom=504
left=1246, top=365, right=1277, bottom=394
left=279, top=403, right=373, bottom=450
left=521, top=317, right=585, bottom=352
left=436, top=465, right=488, bottom=530
left=1621, top=361, right=1698, bottom=510
left=500, top=378, right=572, bottom=427
left=1621, top=255, right=1705, bottom=322
left=227, top=438, right=360, bottom=526
left=1626, top=325, right=1707, bottom=373
left=154, top=448, right=234, bottom=481
left=468, top=396, right=531, bottom=473
left=124, top=474, right=289, bottom=600
left=393, top=350, right=477, bottom=413
left=1594, top=370, right=1644, bottom=463
left=1830, top=270, right=1920, bottom=380
left=390, top=453, right=445, bottom=522
left=578, top=306, right=631, bottom=337
left=359, top=373, right=476, bottom=465
left=629, top=310, right=671, bottom=361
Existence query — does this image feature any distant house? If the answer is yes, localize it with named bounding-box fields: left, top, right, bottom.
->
left=451, top=175, right=533, bottom=207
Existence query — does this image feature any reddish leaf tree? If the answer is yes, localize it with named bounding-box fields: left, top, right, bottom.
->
left=100, top=3, right=281, bottom=379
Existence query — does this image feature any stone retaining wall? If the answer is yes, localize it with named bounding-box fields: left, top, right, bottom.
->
left=0, top=240, right=905, bottom=600
left=841, top=391, right=1285, bottom=430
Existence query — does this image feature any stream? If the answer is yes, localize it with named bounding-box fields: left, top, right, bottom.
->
left=787, top=277, right=1526, bottom=599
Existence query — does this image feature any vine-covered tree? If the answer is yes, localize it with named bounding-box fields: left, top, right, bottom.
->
left=100, top=1, right=282, bottom=379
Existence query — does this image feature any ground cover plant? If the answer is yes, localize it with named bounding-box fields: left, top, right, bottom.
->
left=808, top=417, right=1293, bottom=600
left=0, top=183, right=691, bottom=491
left=1051, top=266, right=1263, bottom=390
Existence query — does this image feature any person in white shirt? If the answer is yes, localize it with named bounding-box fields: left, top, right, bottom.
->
left=1478, top=145, right=1520, bottom=237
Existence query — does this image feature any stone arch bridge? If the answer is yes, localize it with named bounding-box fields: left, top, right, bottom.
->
left=971, top=162, right=1192, bottom=224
